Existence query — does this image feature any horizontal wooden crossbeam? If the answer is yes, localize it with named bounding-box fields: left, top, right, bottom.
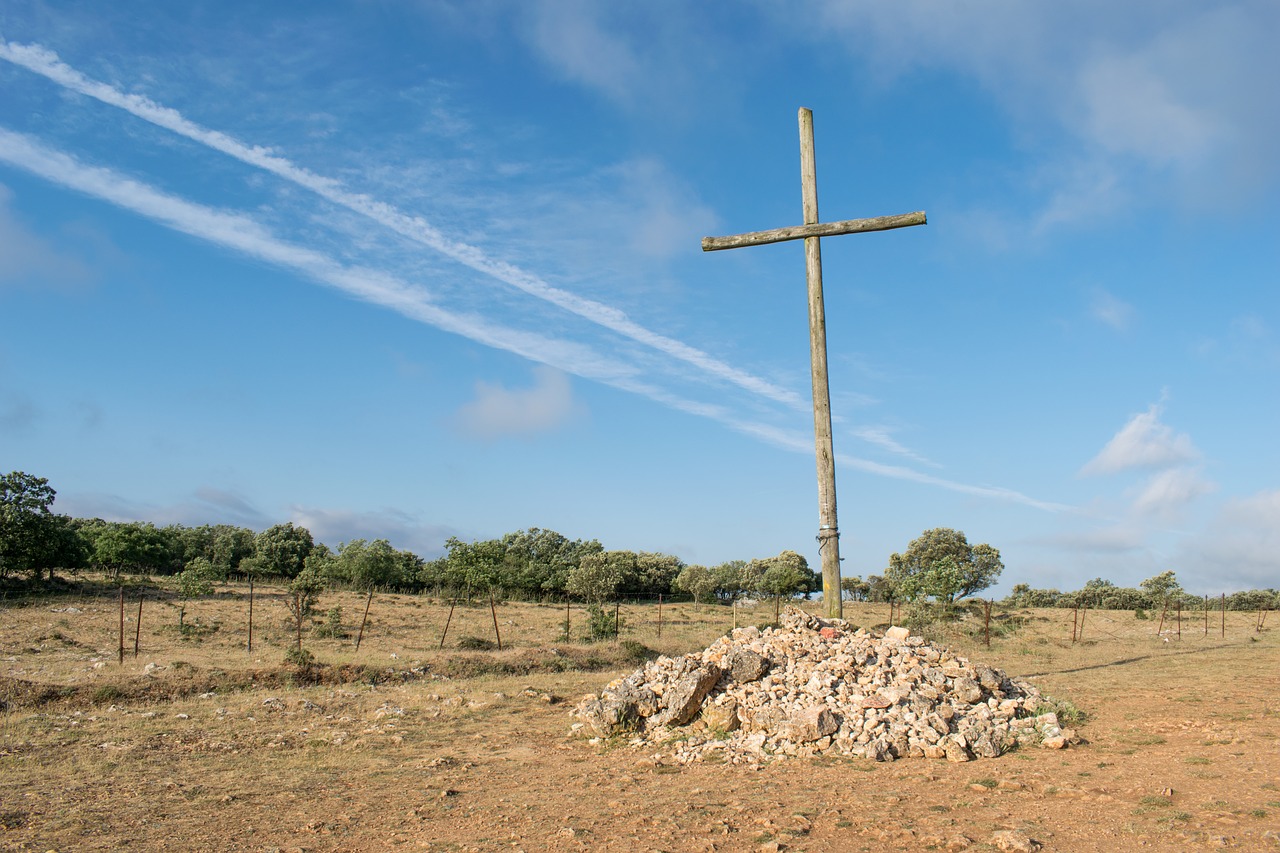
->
left=701, top=210, right=926, bottom=252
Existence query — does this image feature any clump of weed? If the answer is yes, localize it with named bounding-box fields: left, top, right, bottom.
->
left=92, top=685, right=122, bottom=704
left=1134, top=608, right=1149, bottom=620
left=284, top=646, right=315, bottom=668
left=313, top=606, right=348, bottom=639
left=1035, top=696, right=1087, bottom=727
left=455, top=636, right=496, bottom=651
left=618, top=639, right=656, bottom=663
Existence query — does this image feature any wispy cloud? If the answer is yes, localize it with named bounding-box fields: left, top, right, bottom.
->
left=286, top=505, right=459, bottom=557
left=0, top=53, right=1072, bottom=515
left=1131, top=466, right=1215, bottom=521
left=1081, top=403, right=1198, bottom=476
left=0, top=181, right=92, bottom=290
left=0, top=38, right=804, bottom=413
left=1175, top=489, right=1280, bottom=591
left=850, top=425, right=939, bottom=468
left=1089, top=288, right=1135, bottom=331
left=454, top=366, right=582, bottom=440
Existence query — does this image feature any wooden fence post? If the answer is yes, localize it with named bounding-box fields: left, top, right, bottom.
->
left=118, top=587, right=125, bottom=665
left=490, top=591, right=503, bottom=650
left=134, top=594, right=143, bottom=657
left=355, top=589, right=374, bottom=651
left=247, top=575, right=255, bottom=654
left=614, top=600, right=621, bottom=640
left=657, top=594, right=663, bottom=640
left=1221, top=593, right=1226, bottom=638
left=439, top=599, right=456, bottom=649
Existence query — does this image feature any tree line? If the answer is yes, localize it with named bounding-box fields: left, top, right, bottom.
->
left=0, top=471, right=821, bottom=602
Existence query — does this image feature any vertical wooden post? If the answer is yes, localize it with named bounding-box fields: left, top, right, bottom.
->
left=614, top=600, right=621, bottom=640
left=1176, top=599, right=1181, bottom=640
left=1221, top=593, right=1226, bottom=638
left=355, top=589, right=374, bottom=651
left=439, top=599, right=456, bottom=649
left=657, top=594, right=663, bottom=640
left=247, top=575, right=254, bottom=654
left=799, top=107, right=843, bottom=620
left=733, top=599, right=738, bottom=630
left=1156, top=601, right=1167, bottom=638
left=118, top=587, right=125, bottom=665
left=134, top=594, right=143, bottom=657
left=1204, top=595, right=1209, bottom=637
left=1071, top=606, right=1078, bottom=643
left=490, top=591, right=503, bottom=650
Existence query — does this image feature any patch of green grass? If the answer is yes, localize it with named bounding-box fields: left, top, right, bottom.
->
left=1139, top=796, right=1172, bottom=807
left=971, top=778, right=997, bottom=789
left=1184, top=757, right=1211, bottom=765
left=1249, top=809, right=1268, bottom=818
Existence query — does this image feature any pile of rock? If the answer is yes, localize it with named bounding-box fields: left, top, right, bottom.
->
left=573, top=608, right=1074, bottom=764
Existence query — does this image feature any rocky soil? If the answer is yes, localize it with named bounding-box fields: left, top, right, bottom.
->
left=574, top=608, right=1076, bottom=764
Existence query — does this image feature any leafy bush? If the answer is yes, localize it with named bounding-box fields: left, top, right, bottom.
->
left=313, top=606, right=347, bottom=639
left=456, top=635, right=496, bottom=650
left=584, top=603, right=621, bottom=641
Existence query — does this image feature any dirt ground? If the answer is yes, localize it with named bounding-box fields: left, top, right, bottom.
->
left=1, top=582, right=1278, bottom=851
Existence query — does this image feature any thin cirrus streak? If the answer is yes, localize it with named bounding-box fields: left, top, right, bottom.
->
left=0, top=37, right=809, bottom=414
left=0, top=127, right=1065, bottom=512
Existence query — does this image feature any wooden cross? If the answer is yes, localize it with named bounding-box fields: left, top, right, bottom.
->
left=702, top=108, right=926, bottom=619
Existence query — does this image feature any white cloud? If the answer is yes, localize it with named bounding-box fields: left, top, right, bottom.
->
left=454, top=366, right=581, bottom=440
left=1131, top=467, right=1216, bottom=521
left=792, top=1, right=1280, bottom=225
left=1081, top=403, right=1199, bottom=476
left=524, top=0, right=645, bottom=106
left=1175, top=490, right=1280, bottom=591
left=287, top=506, right=458, bottom=557
left=1089, top=288, right=1135, bottom=331
left=850, top=425, right=938, bottom=468
left=0, top=38, right=805, bottom=412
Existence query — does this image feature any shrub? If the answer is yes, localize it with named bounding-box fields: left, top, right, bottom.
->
left=313, top=606, right=348, bottom=639
left=455, top=636, right=496, bottom=650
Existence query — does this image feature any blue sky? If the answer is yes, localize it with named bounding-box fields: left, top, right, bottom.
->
left=2, top=1, right=1277, bottom=595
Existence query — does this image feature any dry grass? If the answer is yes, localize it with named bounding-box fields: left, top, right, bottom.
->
left=2, top=579, right=1278, bottom=851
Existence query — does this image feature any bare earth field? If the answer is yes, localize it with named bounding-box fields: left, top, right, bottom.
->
left=2, top=582, right=1278, bottom=852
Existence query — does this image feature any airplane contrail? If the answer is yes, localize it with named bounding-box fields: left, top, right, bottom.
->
left=0, top=37, right=809, bottom=414
left=0, top=126, right=1066, bottom=513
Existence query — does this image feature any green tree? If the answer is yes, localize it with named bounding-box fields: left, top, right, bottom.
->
left=674, top=563, right=716, bottom=608
left=886, top=528, right=1003, bottom=602
left=176, top=557, right=218, bottom=629
left=90, top=522, right=173, bottom=579
left=897, top=555, right=966, bottom=605
left=566, top=551, right=627, bottom=605
left=332, top=538, right=404, bottom=590
left=285, top=567, right=327, bottom=648
left=841, top=575, right=870, bottom=601
left=1139, top=570, right=1182, bottom=604
left=711, top=560, right=750, bottom=602
left=443, top=536, right=506, bottom=594
left=252, top=523, right=314, bottom=578
left=0, top=471, right=58, bottom=581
